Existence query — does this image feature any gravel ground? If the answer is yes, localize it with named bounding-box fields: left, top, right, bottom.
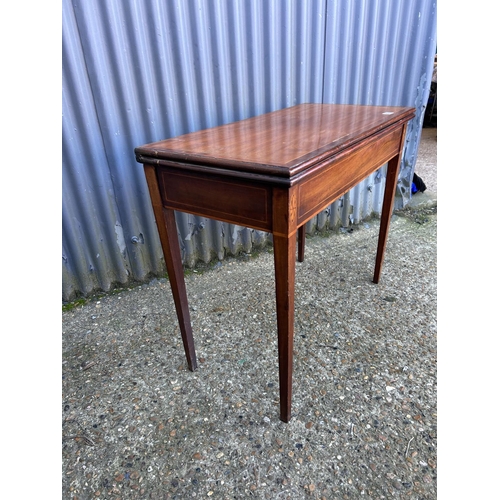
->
left=62, top=203, right=437, bottom=499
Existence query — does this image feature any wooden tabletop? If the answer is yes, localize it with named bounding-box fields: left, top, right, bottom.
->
left=135, top=103, right=415, bottom=179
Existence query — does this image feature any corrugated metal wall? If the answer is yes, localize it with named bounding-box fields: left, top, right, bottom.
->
left=62, top=0, right=437, bottom=302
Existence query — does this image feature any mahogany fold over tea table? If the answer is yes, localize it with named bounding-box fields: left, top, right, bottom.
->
left=135, top=103, right=415, bottom=422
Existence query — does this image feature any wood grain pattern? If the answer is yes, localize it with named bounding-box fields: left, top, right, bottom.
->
left=135, top=104, right=415, bottom=179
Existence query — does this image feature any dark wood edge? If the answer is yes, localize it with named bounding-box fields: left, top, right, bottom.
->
left=135, top=157, right=294, bottom=186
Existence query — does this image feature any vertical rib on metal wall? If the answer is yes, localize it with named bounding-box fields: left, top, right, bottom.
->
left=62, top=0, right=436, bottom=301
left=323, top=0, right=437, bottom=210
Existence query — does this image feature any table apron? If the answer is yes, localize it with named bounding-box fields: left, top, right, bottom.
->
left=157, top=167, right=274, bottom=232
left=296, top=125, right=403, bottom=226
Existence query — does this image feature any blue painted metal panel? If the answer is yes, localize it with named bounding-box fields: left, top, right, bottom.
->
left=62, top=0, right=436, bottom=301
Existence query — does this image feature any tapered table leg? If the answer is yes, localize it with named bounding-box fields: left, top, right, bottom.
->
left=297, top=225, right=306, bottom=262
left=162, top=208, right=198, bottom=371
left=273, top=233, right=296, bottom=422
left=373, top=154, right=401, bottom=284
left=143, top=165, right=197, bottom=371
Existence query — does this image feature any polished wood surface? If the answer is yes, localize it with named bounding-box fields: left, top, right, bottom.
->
left=136, top=103, right=415, bottom=422
left=135, top=103, right=415, bottom=179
